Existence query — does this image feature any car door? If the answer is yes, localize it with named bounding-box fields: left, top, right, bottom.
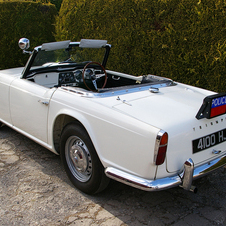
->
left=10, top=78, right=56, bottom=143
left=0, top=68, right=23, bottom=125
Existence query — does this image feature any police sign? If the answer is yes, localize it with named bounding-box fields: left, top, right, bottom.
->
left=196, top=93, right=226, bottom=119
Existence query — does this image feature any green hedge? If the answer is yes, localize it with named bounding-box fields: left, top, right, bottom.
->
left=56, top=0, right=226, bottom=93
left=0, top=1, right=57, bottom=69
left=31, top=0, right=63, bottom=11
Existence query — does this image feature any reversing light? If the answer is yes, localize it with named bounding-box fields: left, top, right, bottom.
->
left=154, top=130, right=168, bottom=165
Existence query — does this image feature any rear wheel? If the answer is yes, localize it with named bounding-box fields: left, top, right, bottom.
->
left=60, top=122, right=109, bottom=194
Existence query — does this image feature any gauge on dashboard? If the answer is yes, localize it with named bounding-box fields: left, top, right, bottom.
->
left=84, top=69, right=94, bottom=80
left=59, top=73, right=66, bottom=83
left=74, top=70, right=83, bottom=83
left=68, top=73, right=74, bottom=82
left=59, top=72, right=75, bottom=84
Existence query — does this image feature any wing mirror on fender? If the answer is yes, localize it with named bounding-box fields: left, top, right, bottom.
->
left=18, top=38, right=32, bottom=55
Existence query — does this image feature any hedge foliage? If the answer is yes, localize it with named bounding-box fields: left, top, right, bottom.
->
left=0, top=1, right=57, bottom=69
left=56, top=0, right=226, bottom=92
left=31, top=0, right=63, bottom=11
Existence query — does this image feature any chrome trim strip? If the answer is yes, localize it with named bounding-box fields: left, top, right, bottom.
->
left=97, top=81, right=175, bottom=98
left=105, top=154, right=226, bottom=191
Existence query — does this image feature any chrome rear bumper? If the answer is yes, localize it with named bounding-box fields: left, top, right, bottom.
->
left=105, top=154, right=226, bottom=192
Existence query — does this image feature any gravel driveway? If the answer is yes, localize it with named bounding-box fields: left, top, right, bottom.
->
left=0, top=125, right=226, bottom=225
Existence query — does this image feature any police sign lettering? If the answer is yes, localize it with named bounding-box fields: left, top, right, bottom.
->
left=211, top=95, right=226, bottom=118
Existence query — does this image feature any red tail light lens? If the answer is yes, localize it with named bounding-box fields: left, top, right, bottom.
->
left=160, top=132, right=168, bottom=146
left=154, top=131, right=168, bottom=165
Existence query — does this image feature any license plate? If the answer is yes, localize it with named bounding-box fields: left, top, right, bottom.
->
left=196, top=93, right=226, bottom=119
left=192, top=128, right=226, bottom=153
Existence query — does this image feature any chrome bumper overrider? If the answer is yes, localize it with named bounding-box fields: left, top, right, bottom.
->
left=105, top=154, right=226, bottom=192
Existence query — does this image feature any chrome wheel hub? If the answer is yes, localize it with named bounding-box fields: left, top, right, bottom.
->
left=65, top=136, right=92, bottom=182
left=70, top=143, right=88, bottom=172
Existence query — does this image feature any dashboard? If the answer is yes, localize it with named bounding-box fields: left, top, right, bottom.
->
left=59, top=68, right=102, bottom=87
left=30, top=68, right=104, bottom=88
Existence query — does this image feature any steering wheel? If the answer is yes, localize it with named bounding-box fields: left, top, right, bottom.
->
left=82, top=62, right=107, bottom=92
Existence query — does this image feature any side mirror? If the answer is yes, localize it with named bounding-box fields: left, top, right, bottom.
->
left=18, top=38, right=32, bottom=54
left=19, top=38, right=30, bottom=50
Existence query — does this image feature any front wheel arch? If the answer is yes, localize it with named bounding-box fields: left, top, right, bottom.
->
left=52, top=114, right=85, bottom=154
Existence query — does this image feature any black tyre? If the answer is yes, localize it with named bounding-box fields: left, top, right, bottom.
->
left=60, top=122, right=109, bottom=194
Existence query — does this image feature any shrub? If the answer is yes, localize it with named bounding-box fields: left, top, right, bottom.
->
left=56, top=0, right=226, bottom=92
left=0, top=1, right=57, bottom=69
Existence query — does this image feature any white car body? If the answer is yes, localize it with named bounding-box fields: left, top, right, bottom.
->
left=0, top=39, right=225, bottom=194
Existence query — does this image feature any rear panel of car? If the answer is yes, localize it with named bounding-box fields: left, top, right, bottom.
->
left=166, top=114, right=226, bottom=173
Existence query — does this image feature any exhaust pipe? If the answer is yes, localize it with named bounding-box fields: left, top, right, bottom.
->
left=190, top=185, right=198, bottom=193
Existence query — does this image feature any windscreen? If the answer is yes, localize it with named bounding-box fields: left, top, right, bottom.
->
left=30, top=46, right=106, bottom=70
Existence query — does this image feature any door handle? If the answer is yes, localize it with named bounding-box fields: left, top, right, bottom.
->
left=38, top=100, right=49, bottom=106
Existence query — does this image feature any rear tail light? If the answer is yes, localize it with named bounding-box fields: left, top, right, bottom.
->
left=154, top=130, right=168, bottom=165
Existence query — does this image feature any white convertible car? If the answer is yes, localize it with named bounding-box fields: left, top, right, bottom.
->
left=0, top=38, right=225, bottom=194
